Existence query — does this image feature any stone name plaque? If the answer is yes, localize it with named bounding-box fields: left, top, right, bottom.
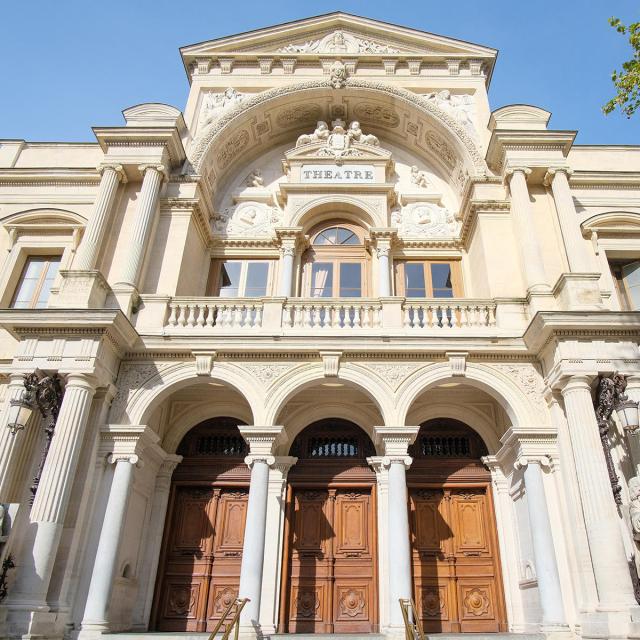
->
left=301, top=164, right=376, bottom=183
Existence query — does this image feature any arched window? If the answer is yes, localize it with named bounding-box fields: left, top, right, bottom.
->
left=303, top=222, right=368, bottom=297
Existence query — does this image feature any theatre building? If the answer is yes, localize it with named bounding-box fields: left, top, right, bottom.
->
left=2, top=11, right=640, bottom=640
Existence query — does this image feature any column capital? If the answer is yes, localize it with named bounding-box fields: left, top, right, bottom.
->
left=504, top=166, right=532, bottom=183
left=560, top=374, right=595, bottom=396
left=375, top=245, right=391, bottom=258
left=382, top=455, right=413, bottom=469
left=513, top=454, right=554, bottom=471
left=543, top=166, right=573, bottom=186
left=63, top=372, right=98, bottom=391
left=97, top=163, right=128, bottom=183
left=270, top=455, right=297, bottom=475
left=138, top=163, right=168, bottom=182
left=374, top=426, right=420, bottom=456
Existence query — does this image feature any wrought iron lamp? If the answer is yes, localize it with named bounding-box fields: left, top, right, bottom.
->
left=6, top=372, right=63, bottom=502
left=595, top=373, right=640, bottom=505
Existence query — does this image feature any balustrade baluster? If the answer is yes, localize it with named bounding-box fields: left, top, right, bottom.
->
left=167, top=304, right=178, bottom=327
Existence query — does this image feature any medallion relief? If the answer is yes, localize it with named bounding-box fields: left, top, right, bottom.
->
left=391, top=203, right=460, bottom=238
left=213, top=201, right=280, bottom=236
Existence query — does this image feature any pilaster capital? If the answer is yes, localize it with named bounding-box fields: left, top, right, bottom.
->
left=375, top=246, right=391, bottom=258
left=97, top=163, right=128, bottom=184
left=270, top=455, right=298, bottom=476
left=158, top=453, right=183, bottom=478
left=543, top=166, right=573, bottom=186
left=138, top=164, right=168, bottom=182
left=238, top=425, right=286, bottom=457
left=276, top=227, right=306, bottom=254
left=499, top=425, right=558, bottom=462
left=374, top=425, right=420, bottom=457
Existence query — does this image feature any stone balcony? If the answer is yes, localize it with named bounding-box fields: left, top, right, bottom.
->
left=134, top=295, right=529, bottom=337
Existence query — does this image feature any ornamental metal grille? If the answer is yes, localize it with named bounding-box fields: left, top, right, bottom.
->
left=307, top=436, right=359, bottom=457
left=420, top=435, right=471, bottom=457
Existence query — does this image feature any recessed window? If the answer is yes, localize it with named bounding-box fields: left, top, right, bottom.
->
left=208, top=260, right=272, bottom=297
left=10, top=255, right=61, bottom=309
left=305, top=223, right=368, bottom=298
left=610, top=260, right=640, bottom=310
left=394, top=260, right=461, bottom=298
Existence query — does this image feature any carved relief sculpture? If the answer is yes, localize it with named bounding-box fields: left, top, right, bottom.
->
left=424, top=90, right=476, bottom=137
left=278, top=30, right=400, bottom=54
left=199, top=87, right=245, bottom=129
left=410, top=165, right=431, bottom=188
left=245, top=169, right=264, bottom=187
left=296, top=121, right=330, bottom=147
left=330, top=61, right=348, bottom=89
left=393, top=203, right=460, bottom=237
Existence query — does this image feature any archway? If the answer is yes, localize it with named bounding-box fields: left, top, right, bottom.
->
left=407, top=418, right=507, bottom=633
left=151, top=417, right=249, bottom=632
left=279, top=419, right=379, bottom=633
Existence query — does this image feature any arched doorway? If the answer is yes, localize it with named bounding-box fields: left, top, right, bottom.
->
left=407, top=418, right=507, bottom=633
left=279, top=419, right=378, bottom=633
left=151, top=418, right=249, bottom=632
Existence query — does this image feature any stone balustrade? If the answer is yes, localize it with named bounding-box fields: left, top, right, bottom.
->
left=142, top=296, right=523, bottom=336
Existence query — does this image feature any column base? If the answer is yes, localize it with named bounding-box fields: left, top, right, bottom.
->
left=383, top=623, right=409, bottom=640
left=540, top=623, right=573, bottom=640
left=526, top=288, right=557, bottom=315
left=552, top=272, right=604, bottom=311
left=579, top=607, right=634, bottom=639
left=54, top=270, right=112, bottom=309
left=238, top=623, right=263, bottom=640
left=76, top=624, right=108, bottom=640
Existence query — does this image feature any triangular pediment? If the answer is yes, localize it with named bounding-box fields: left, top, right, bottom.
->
left=181, top=12, right=496, bottom=60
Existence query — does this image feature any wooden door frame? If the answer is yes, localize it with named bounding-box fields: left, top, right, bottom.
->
left=407, top=476, right=508, bottom=633
left=278, top=477, right=379, bottom=633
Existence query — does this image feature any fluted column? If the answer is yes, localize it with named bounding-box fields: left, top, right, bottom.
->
left=506, top=167, right=549, bottom=292
left=75, top=165, right=126, bottom=271
left=237, top=426, right=284, bottom=637
left=0, top=374, right=43, bottom=503
left=622, top=375, right=640, bottom=477
left=561, top=375, right=636, bottom=607
left=80, top=454, right=136, bottom=632
left=544, top=168, right=591, bottom=273
left=374, top=426, right=419, bottom=632
left=117, top=164, right=165, bottom=288
left=7, top=374, right=96, bottom=612
left=515, top=456, right=567, bottom=628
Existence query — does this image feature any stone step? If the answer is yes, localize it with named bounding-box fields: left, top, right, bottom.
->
left=107, top=634, right=543, bottom=640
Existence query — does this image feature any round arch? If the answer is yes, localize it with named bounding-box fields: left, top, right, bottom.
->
left=293, top=197, right=378, bottom=230
left=395, top=362, right=545, bottom=429
left=121, top=361, right=263, bottom=427
left=0, top=207, right=88, bottom=225
left=190, top=80, right=485, bottom=195
left=265, top=362, right=393, bottom=428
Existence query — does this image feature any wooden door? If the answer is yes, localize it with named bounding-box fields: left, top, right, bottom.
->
left=410, top=486, right=506, bottom=633
left=286, top=487, right=376, bottom=633
left=153, top=486, right=248, bottom=632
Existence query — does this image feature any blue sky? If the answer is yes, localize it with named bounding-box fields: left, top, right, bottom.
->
left=1, top=0, right=638, bottom=145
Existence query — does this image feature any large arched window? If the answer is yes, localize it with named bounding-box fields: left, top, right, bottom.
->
left=303, top=222, right=369, bottom=297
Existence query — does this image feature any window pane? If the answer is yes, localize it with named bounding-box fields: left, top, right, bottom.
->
left=337, top=228, right=359, bottom=245
left=314, top=228, right=338, bottom=245
left=622, top=261, right=640, bottom=310
left=35, top=258, right=62, bottom=308
left=218, top=261, right=242, bottom=297
left=11, top=257, right=50, bottom=309
left=431, top=263, right=453, bottom=298
left=339, top=263, right=362, bottom=297
left=311, top=263, right=333, bottom=297
left=244, top=262, right=269, bottom=297
left=404, top=263, right=426, bottom=298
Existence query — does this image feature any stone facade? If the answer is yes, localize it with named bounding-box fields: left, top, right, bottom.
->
left=0, top=11, right=639, bottom=640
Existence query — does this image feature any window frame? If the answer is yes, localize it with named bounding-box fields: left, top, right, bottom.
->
left=394, top=259, right=463, bottom=298
left=303, top=222, right=370, bottom=298
left=207, top=259, right=275, bottom=298
left=9, top=254, right=63, bottom=309
left=610, top=259, right=640, bottom=311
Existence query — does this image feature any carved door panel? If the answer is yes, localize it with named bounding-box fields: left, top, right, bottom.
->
left=153, top=486, right=247, bottom=632
left=410, top=485, right=506, bottom=633
left=286, top=487, right=376, bottom=633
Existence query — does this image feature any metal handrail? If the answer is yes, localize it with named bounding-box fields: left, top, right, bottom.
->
left=399, top=597, right=425, bottom=640
left=207, top=597, right=249, bottom=640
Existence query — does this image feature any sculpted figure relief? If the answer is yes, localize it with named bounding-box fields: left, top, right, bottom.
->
left=213, top=202, right=280, bottom=237
left=330, top=61, right=348, bottom=89
left=245, top=169, right=264, bottom=187
left=296, top=121, right=330, bottom=147
left=199, top=87, right=245, bottom=129
left=630, top=477, right=640, bottom=540
left=424, top=90, right=476, bottom=136
left=410, top=165, right=431, bottom=188
left=392, top=203, right=460, bottom=237
left=348, top=121, right=380, bottom=146
left=277, top=30, right=400, bottom=54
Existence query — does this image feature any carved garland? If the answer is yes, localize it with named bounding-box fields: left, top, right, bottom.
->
left=190, top=78, right=485, bottom=173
